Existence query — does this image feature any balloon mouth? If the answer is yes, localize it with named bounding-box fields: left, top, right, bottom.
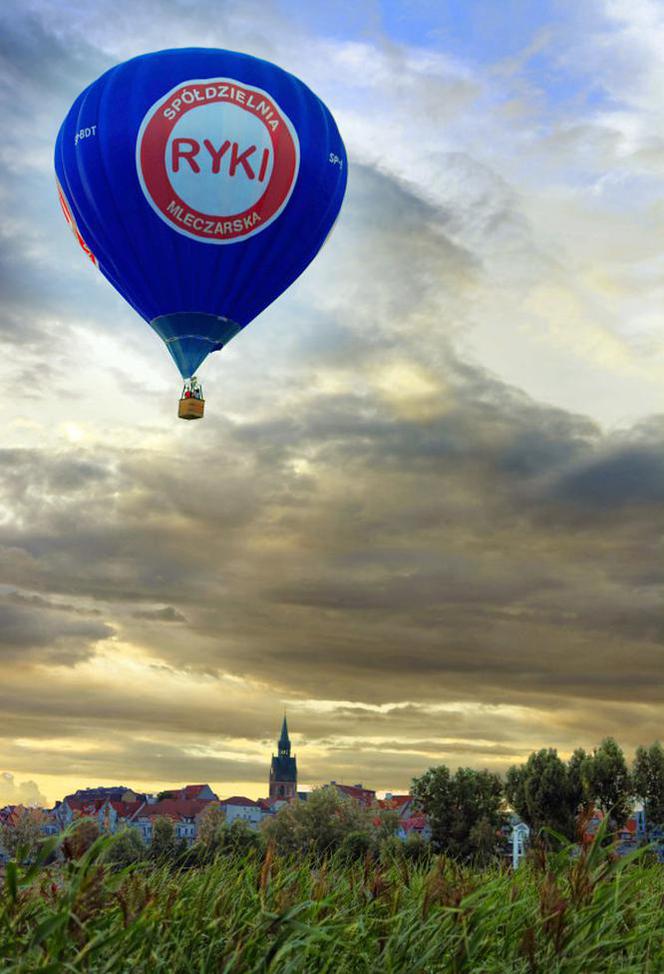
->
left=150, top=312, right=244, bottom=378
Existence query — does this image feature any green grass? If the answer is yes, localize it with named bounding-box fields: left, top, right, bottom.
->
left=2, top=834, right=664, bottom=973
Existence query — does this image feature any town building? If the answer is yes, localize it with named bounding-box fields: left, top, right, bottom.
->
left=158, top=784, right=218, bottom=802
left=220, top=796, right=263, bottom=828
left=130, top=798, right=213, bottom=844
left=62, top=786, right=145, bottom=804
left=377, top=793, right=413, bottom=819
left=328, top=782, right=376, bottom=808
left=269, top=716, right=297, bottom=801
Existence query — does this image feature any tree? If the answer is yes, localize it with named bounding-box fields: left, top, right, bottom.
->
left=506, top=749, right=580, bottom=842
left=585, top=737, right=632, bottom=828
left=469, top=817, right=499, bottom=867
left=340, top=830, right=374, bottom=862
left=411, top=766, right=505, bottom=861
left=197, top=803, right=226, bottom=849
left=263, top=787, right=372, bottom=858
left=374, top=808, right=401, bottom=841
left=633, top=742, right=664, bottom=830
left=221, top=819, right=264, bottom=856
left=0, top=808, right=46, bottom=860
left=150, top=816, right=177, bottom=861
left=104, top=827, right=145, bottom=868
left=567, top=748, right=590, bottom=808
left=62, top=818, right=100, bottom=861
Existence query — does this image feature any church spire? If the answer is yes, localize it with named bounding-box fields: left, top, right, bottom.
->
left=278, top=714, right=290, bottom=757
left=270, top=714, right=297, bottom=801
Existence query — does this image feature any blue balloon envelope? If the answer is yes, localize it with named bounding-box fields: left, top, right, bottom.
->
left=55, top=47, right=347, bottom=396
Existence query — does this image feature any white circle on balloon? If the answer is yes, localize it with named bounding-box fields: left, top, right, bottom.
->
left=165, top=101, right=274, bottom=215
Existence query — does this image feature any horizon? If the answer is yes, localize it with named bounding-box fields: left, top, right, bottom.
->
left=1, top=0, right=663, bottom=811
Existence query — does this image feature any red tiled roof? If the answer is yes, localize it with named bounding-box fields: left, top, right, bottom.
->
left=379, top=795, right=411, bottom=807
left=0, top=805, right=26, bottom=826
left=403, top=814, right=428, bottom=831
left=138, top=799, right=215, bottom=821
left=181, top=785, right=209, bottom=800
left=67, top=798, right=107, bottom=814
left=332, top=783, right=376, bottom=806
left=109, top=800, right=144, bottom=818
left=220, top=796, right=259, bottom=807
left=159, top=785, right=216, bottom=801
left=377, top=795, right=412, bottom=812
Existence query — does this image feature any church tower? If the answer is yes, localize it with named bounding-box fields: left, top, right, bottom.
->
left=269, top=715, right=297, bottom=801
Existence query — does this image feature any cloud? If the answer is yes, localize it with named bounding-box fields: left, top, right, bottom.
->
left=0, top=0, right=661, bottom=803
left=0, top=598, right=113, bottom=666
left=548, top=444, right=664, bottom=508
left=132, top=606, right=188, bottom=623
left=0, top=771, right=47, bottom=807
left=0, top=153, right=660, bottom=770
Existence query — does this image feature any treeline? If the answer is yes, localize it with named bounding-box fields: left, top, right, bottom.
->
left=412, top=738, right=664, bottom=862
left=0, top=794, right=428, bottom=870
left=4, top=738, right=663, bottom=870
left=109, top=794, right=429, bottom=868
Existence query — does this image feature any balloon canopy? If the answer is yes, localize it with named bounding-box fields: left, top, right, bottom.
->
left=55, top=47, right=347, bottom=393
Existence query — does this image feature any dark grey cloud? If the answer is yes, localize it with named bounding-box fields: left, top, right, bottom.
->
left=327, top=739, right=524, bottom=758
left=0, top=331, right=660, bottom=709
left=132, top=606, right=188, bottom=623
left=0, top=735, right=266, bottom=787
left=0, top=10, right=111, bottom=98
left=7, top=590, right=102, bottom=616
left=549, top=445, right=664, bottom=509
left=0, top=599, right=113, bottom=665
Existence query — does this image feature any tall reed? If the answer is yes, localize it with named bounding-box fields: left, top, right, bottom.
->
left=1, top=830, right=663, bottom=972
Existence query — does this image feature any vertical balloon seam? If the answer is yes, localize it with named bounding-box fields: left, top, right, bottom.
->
left=130, top=60, right=205, bottom=371
left=277, top=98, right=348, bottom=292
left=141, top=65, right=249, bottom=370
left=242, top=71, right=311, bottom=318
left=100, top=67, right=167, bottom=320
left=156, top=71, right=204, bottom=320
left=56, top=122, right=137, bottom=317
left=133, top=59, right=189, bottom=326
left=72, top=83, right=128, bottom=288
left=195, top=63, right=300, bottom=328
left=250, top=58, right=312, bottom=317
left=205, top=63, right=303, bottom=317
left=55, top=114, right=103, bottom=280
left=257, top=101, right=346, bottom=324
left=63, top=79, right=147, bottom=319
left=197, top=72, right=258, bottom=316
left=282, top=91, right=346, bottom=294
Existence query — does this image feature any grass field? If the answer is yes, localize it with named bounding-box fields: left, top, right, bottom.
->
left=1, top=832, right=664, bottom=973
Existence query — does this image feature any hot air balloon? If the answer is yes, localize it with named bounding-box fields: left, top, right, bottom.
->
left=54, top=48, right=347, bottom=420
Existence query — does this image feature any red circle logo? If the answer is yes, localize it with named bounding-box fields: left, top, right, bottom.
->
left=136, top=78, right=300, bottom=244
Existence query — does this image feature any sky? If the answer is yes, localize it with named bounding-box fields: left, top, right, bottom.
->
left=0, top=0, right=663, bottom=808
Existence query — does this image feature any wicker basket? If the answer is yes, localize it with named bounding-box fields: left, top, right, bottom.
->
left=178, top=397, right=205, bottom=420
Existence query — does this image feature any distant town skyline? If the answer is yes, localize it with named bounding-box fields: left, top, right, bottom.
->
left=1, top=718, right=399, bottom=808
left=1, top=0, right=663, bottom=809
